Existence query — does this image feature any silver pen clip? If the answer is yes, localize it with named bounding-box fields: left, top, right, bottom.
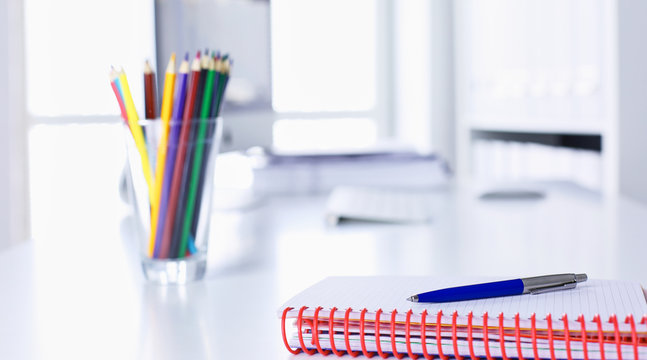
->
left=522, top=273, right=587, bottom=295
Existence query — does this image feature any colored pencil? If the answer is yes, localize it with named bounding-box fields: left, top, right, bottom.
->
left=112, top=48, right=231, bottom=261
left=178, top=55, right=217, bottom=258
left=169, top=51, right=211, bottom=257
left=109, top=67, right=128, bottom=123
left=143, top=60, right=159, bottom=184
left=153, top=54, right=189, bottom=258
left=189, top=56, right=230, bottom=237
left=159, top=52, right=201, bottom=259
left=148, top=53, right=176, bottom=257
left=144, top=60, right=157, bottom=119
left=214, top=57, right=230, bottom=115
left=118, top=69, right=154, bottom=203
left=193, top=51, right=210, bottom=118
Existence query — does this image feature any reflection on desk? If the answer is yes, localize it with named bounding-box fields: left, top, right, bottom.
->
left=2, top=181, right=647, bottom=359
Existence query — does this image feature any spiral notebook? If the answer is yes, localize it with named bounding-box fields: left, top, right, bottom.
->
left=279, top=276, right=647, bottom=359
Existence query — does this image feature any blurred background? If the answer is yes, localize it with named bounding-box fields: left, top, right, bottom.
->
left=2, top=0, right=647, bottom=250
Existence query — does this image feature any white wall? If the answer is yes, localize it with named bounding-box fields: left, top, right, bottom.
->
left=394, top=0, right=455, bottom=165
left=0, top=0, right=30, bottom=249
left=154, top=0, right=273, bottom=151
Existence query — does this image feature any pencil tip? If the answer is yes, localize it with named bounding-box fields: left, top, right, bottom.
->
left=170, top=53, right=176, bottom=61
left=195, top=50, right=201, bottom=59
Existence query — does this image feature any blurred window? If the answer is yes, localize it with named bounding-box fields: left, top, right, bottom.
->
left=24, top=0, right=155, bottom=118
left=270, top=0, right=383, bottom=150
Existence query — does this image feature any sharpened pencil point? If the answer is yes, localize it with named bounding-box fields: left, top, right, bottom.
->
left=144, top=60, right=153, bottom=74
left=184, top=52, right=189, bottom=61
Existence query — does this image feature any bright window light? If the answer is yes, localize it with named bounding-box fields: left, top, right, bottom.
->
left=271, top=0, right=377, bottom=112
left=273, top=118, right=377, bottom=152
left=24, top=0, right=155, bottom=116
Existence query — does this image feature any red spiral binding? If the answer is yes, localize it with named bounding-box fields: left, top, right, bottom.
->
left=360, top=309, right=376, bottom=358
left=344, top=308, right=360, bottom=357
left=625, top=314, right=638, bottom=360
left=451, top=311, right=464, bottom=360
left=546, top=314, right=556, bottom=360
left=298, top=306, right=317, bottom=355
left=406, top=310, right=419, bottom=359
left=593, top=315, right=607, bottom=360
left=390, top=309, right=404, bottom=359
left=313, top=307, right=331, bottom=356
left=562, top=314, right=573, bottom=360
left=578, top=315, right=590, bottom=360
left=531, top=314, right=540, bottom=360
left=374, top=309, right=389, bottom=359
left=482, top=312, right=495, bottom=360
left=498, top=313, right=510, bottom=360
left=284, top=307, right=646, bottom=359
left=609, top=315, right=622, bottom=360
left=420, top=310, right=433, bottom=360
left=329, top=307, right=346, bottom=356
left=282, top=307, right=302, bottom=355
left=514, top=313, right=525, bottom=360
left=467, top=312, right=478, bottom=360
left=436, top=311, right=449, bottom=360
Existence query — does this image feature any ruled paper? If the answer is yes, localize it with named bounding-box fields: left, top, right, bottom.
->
left=281, top=276, right=647, bottom=319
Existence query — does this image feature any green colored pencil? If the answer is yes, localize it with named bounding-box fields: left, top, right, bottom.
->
left=177, top=56, right=217, bottom=258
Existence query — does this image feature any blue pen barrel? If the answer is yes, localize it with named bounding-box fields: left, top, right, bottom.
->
left=418, top=279, right=525, bottom=303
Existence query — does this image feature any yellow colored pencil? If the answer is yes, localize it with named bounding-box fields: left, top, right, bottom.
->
left=118, top=69, right=155, bottom=204
left=148, top=53, right=176, bottom=256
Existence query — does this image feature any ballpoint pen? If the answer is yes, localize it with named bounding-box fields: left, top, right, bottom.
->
left=407, top=273, right=588, bottom=303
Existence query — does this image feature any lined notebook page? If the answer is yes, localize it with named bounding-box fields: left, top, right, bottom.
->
left=281, top=276, right=647, bottom=319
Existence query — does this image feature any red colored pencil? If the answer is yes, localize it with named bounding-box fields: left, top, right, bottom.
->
left=109, top=67, right=128, bottom=123
left=159, top=52, right=202, bottom=259
left=144, top=60, right=157, bottom=119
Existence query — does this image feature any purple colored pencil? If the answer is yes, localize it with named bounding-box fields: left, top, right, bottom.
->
left=152, top=54, right=190, bottom=258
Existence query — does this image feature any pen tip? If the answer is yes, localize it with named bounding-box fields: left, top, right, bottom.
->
left=407, top=295, right=418, bottom=302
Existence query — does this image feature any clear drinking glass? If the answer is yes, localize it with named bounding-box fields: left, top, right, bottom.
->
left=124, top=117, right=223, bottom=284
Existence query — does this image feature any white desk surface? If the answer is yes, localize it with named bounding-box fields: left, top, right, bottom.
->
left=2, top=180, right=647, bottom=359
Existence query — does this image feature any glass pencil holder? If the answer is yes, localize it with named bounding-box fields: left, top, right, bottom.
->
left=124, top=117, right=223, bottom=284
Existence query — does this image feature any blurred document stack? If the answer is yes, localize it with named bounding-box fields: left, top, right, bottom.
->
left=248, top=146, right=450, bottom=195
